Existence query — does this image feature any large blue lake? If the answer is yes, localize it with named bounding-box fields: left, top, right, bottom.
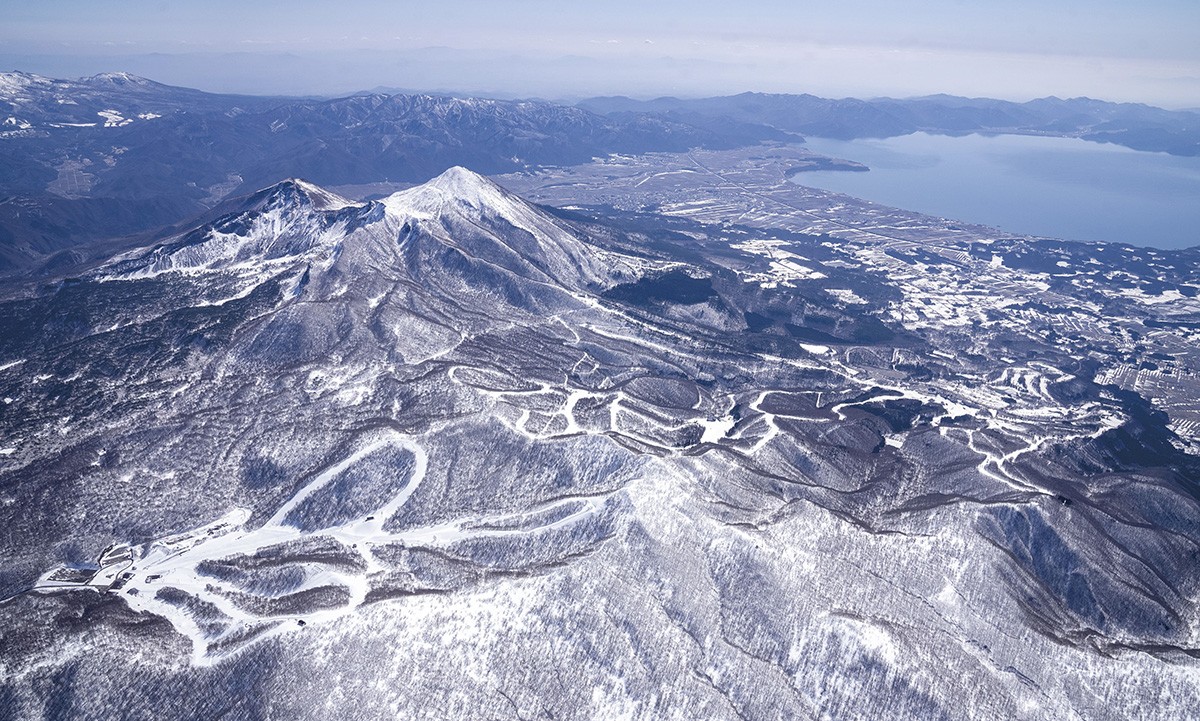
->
left=792, top=133, right=1200, bottom=249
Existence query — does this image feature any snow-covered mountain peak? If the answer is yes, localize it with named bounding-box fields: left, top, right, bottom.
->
left=384, top=165, right=516, bottom=219
left=382, top=166, right=646, bottom=291
left=94, top=169, right=647, bottom=314
left=427, top=165, right=499, bottom=195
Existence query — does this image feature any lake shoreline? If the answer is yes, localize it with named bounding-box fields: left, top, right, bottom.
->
left=789, top=132, right=1200, bottom=249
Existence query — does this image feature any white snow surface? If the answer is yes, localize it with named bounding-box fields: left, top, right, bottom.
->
left=32, top=431, right=612, bottom=665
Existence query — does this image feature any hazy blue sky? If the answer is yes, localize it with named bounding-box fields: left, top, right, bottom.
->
left=2, top=0, right=1197, bottom=105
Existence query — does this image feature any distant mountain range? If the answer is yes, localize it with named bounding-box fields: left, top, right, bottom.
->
left=0, top=72, right=790, bottom=272
left=579, top=92, right=1200, bottom=155
left=3, top=72, right=1197, bottom=274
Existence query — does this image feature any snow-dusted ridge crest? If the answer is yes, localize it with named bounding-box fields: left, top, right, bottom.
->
left=95, top=167, right=660, bottom=293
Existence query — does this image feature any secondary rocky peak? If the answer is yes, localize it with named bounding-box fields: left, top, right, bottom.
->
left=93, top=179, right=368, bottom=280
left=244, top=178, right=358, bottom=214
